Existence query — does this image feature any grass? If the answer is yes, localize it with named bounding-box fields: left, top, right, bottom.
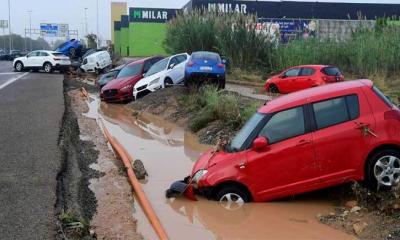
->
left=179, top=86, right=259, bottom=132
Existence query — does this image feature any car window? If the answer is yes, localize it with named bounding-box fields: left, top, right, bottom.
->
left=229, top=113, right=265, bottom=151
left=117, top=63, right=143, bottom=78
left=143, top=60, right=154, bottom=73
left=39, top=52, right=49, bottom=57
left=321, top=67, right=341, bottom=76
left=346, top=95, right=360, bottom=120
left=27, top=51, right=39, bottom=57
left=313, top=97, right=349, bottom=129
left=372, top=86, right=394, bottom=108
left=299, top=68, right=315, bottom=76
left=284, top=68, right=300, bottom=77
left=192, top=52, right=220, bottom=61
left=168, top=57, right=179, bottom=69
left=52, top=52, right=63, bottom=56
left=176, top=54, right=188, bottom=63
left=259, top=106, right=305, bottom=144
left=145, top=58, right=168, bottom=77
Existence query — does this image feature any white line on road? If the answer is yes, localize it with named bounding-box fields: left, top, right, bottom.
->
left=0, top=72, right=30, bottom=91
left=0, top=72, right=19, bottom=75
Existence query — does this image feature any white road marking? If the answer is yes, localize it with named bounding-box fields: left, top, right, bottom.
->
left=0, top=72, right=29, bottom=91
left=0, top=72, right=19, bottom=75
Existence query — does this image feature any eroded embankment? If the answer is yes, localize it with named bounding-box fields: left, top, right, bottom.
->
left=56, top=77, right=142, bottom=239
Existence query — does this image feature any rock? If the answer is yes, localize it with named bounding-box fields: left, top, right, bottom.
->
left=89, top=229, right=97, bottom=238
left=132, top=159, right=148, bottom=180
left=329, top=212, right=336, bottom=216
left=353, top=222, right=368, bottom=236
left=350, top=206, right=362, bottom=213
left=345, top=200, right=358, bottom=209
left=340, top=210, right=349, bottom=217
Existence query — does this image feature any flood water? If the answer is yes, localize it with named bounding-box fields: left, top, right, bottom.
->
left=96, top=101, right=355, bottom=240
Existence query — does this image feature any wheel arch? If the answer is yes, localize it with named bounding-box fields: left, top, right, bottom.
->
left=364, top=144, right=400, bottom=176
left=211, top=180, right=253, bottom=202
left=14, top=60, right=23, bottom=68
left=43, top=61, right=53, bottom=67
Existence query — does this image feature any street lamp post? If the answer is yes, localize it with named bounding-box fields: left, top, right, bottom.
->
left=8, top=0, right=12, bottom=51
left=84, top=8, right=88, bottom=37
left=28, top=10, right=32, bottom=51
left=96, top=0, right=99, bottom=48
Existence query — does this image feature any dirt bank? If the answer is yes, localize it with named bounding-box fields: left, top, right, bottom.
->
left=129, top=86, right=263, bottom=145
left=58, top=76, right=142, bottom=239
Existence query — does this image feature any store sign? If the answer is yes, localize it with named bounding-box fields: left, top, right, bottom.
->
left=207, top=3, right=247, bottom=14
left=129, top=8, right=178, bottom=23
left=0, top=20, right=8, bottom=29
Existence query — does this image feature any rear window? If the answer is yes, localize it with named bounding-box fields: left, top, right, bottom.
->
left=321, top=67, right=341, bottom=76
left=52, top=52, right=63, bottom=56
left=372, top=86, right=394, bottom=107
left=192, top=52, right=220, bottom=61
left=300, top=68, right=316, bottom=76
left=117, top=63, right=143, bottom=78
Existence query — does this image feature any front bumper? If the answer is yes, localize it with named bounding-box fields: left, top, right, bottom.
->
left=54, top=64, right=71, bottom=71
left=100, top=89, right=133, bottom=103
left=166, top=176, right=213, bottom=201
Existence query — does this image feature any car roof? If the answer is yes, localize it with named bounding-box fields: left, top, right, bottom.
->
left=259, top=79, right=373, bottom=114
left=126, top=56, right=163, bottom=66
left=287, top=65, right=334, bottom=69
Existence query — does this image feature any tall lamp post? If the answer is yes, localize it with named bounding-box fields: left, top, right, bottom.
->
left=8, top=0, right=12, bottom=51
left=28, top=10, right=32, bottom=51
left=96, top=0, right=99, bottom=48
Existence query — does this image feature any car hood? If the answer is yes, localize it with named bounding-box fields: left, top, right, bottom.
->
left=13, top=56, right=25, bottom=62
left=136, top=71, right=165, bottom=88
left=191, top=149, right=230, bottom=176
left=102, top=75, right=142, bottom=91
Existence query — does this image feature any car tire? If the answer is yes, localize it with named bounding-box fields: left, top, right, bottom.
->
left=164, top=78, right=173, bottom=88
left=69, top=48, right=76, bottom=58
left=214, top=185, right=250, bottom=210
left=366, top=149, right=400, bottom=190
left=269, top=84, right=280, bottom=94
left=14, top=61, right=24, bottom=72
left=43, top=63, right=53, bottom=73
left=218, top=78, right=226, bottom=90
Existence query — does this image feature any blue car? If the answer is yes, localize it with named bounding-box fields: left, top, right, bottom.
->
left=184, top=51, right=226, bottom=89
left=55, top=39, right=82, bottom=58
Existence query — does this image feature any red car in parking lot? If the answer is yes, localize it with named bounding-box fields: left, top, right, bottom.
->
left=265, top=65, right=344, bottom=94
left=100, top=56, right=163, bottom=103
left=168, top=80, right=400, bottom=204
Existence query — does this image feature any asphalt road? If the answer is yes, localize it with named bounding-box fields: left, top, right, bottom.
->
left=0, top=60, right=64, bottom=239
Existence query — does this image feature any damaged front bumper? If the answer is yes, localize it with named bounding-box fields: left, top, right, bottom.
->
left=166, top=176, right=213, bottom=201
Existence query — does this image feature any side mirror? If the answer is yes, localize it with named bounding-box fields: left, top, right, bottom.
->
left=169, top=63, right=175, bottom=69
left=252, top=136, right=268, bottom=151
left=281, top=74, right=287, bottom=79
left=222, top=59, right=227, bottom=64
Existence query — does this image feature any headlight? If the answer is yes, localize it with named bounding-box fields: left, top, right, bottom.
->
left=149, top=78, right=160, bottom=86
left=266, top=78, right=271, bottom=82
left=192, top=169, right=208, bottom=184
left=120, top=84, right=132, bottom=91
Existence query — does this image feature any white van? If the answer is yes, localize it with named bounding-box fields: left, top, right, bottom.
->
left=80, top=51, right=112, bottom=74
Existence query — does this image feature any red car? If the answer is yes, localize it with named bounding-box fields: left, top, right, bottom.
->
left=265, top=65, right=345, bottom=94
left=100, top=56, right=163, bottom=102
left=168, top=80, right=400, bottom=204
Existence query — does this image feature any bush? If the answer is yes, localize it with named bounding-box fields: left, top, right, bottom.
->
left=181, top=86, right=259, bottom=132
left=165, top=10, right=276, bottom=70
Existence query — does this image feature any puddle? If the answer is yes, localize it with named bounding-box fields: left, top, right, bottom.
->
left=96, top=102, right=356, bottom=240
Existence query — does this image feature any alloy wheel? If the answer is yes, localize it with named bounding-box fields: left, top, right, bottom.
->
left=374, top=155, right=400, bottom=187
left=219, top=193, right=245, bottom=211
left=16, top=63, right=22, bottom=71
left=44, top=64, right=52, bottom=73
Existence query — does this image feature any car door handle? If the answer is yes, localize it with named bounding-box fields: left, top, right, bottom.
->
left=237, top=162, right=246, bottom=169
left=297, top=139, right=312, bottom=146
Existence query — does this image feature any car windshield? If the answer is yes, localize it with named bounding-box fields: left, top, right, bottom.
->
left=99, top=71, right=118, bottom=82
left=192, top=52, right=220, bottom=61
left=227, top=112, right=265, bottom=152
left=117, top=63, right=143, bottom=79
left=144, top=58, right=168, bottom=77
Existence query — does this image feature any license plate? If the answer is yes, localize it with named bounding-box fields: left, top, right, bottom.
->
left=200, top=66, right=212, bottom=71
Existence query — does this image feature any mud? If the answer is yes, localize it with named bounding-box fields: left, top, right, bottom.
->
left=61, top=76, right=142, bottom=239
left=98, top=102, right=356, bottom=240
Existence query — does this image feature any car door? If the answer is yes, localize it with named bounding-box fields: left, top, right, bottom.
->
left=296, top=67, right=317, bottom=90
left=279, top=68, right=301, bottom=93
left=244, top=106, right=318, bottom=201
left=166, top=56, right=181, bottom=83
left=38, top=51, right=50, bottom=67
left=310, top=92, right=375, bottom=185
left=25, top=51, right=39, bottom=67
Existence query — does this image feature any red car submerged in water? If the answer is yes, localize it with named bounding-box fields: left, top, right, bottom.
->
left=100, top=56, right=163, bottom=103
left=265, top=65, right=344, bottom=94
left=168, top=80, right=400, bottom=205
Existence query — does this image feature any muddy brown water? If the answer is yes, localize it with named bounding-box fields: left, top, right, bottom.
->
left=87, top=96, right=355, bottom=240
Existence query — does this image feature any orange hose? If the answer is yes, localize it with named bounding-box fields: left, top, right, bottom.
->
left=81, top=87, right=89, bottom=99
left=100, top=120, right=169, bottom=240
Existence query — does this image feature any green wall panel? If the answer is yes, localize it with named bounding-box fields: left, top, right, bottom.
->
left=129, top=22, right=167, bottom=57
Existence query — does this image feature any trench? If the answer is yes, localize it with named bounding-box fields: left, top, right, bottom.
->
left=86, top=95, right=356, bottom=240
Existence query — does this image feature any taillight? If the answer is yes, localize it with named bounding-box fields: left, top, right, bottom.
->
left=97, top=62, right=100, bottom=67
left=384, top=109, right=400, bottom=121
left=187, top=61, right=194, bottom=67
left=217, top=63, right=225, bottom=68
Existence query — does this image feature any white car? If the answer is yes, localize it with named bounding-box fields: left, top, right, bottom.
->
left=133, top=53, right=189, bottom=99
left=80, top=50, right=112, bottom=74
left=13, top=50, right=71, bottom=73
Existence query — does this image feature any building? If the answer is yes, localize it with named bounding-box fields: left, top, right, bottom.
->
left=111, top=2, right=127, bottom=44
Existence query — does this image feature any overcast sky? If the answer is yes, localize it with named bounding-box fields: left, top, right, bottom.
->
left=0, top=0, right=188, bottom=44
